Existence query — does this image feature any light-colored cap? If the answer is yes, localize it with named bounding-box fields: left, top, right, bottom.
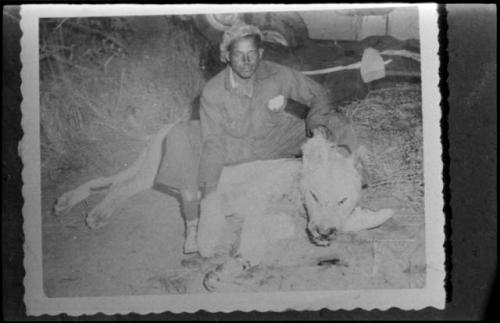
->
left=219, top=22, right=263, bottom=62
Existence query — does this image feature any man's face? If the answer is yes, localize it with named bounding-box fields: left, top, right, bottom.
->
left=227, top=36, right=263, bottom=80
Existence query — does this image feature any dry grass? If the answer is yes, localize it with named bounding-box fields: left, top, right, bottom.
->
left=339, top=84, right=424, bottom=212
left=39, top=17, right=207, bottom=184
left=39, top=16, right=424, bottom=215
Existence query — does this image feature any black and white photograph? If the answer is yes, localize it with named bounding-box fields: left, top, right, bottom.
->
left=20, top=4, right=445, bottom=315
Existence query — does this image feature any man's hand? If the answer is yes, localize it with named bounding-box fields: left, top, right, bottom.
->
left=310, top=125, right=331, bottom=139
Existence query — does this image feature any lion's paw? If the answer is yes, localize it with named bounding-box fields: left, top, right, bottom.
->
left=341, top=207, right=394, bottom=232
left=203, top=257, right=251, bottom=292
left=85, top=207, right=111, bottom=229
left=53, top=192, right=76, bottom=215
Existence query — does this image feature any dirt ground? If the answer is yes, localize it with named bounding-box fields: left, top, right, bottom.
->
left=42, top=165, right=425, bottom=297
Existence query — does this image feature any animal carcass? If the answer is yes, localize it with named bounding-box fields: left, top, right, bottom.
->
left=54, top=125, right=394, bottom=292
left=198, top=135, right=394, bottom=291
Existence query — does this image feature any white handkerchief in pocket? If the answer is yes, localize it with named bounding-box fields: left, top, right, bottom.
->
left=267, top=95, right=285, bottom=111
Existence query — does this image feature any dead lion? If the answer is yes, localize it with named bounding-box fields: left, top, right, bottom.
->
left=197, top=135, right=394, bottom=291
left=54, top=123, right=394, bottom=292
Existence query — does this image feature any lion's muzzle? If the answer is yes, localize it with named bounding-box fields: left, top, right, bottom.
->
left=307, top=224, right=338, bottom=247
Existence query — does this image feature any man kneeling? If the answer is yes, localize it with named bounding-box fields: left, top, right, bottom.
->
left=155, top=22, right=358, bottom=255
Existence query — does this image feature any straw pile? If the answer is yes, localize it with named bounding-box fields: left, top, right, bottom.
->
left=339, top=84, right=424, bottom=212
left=39, top=17, right=207, bottom=183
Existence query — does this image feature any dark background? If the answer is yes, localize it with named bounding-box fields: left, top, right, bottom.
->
left=2, top=4, right=497, bottom=320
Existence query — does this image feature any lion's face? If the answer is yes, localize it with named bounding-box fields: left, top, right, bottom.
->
left=300, top=136, right=362, bottom=246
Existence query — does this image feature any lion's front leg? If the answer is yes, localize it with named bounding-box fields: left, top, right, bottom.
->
left=202, top=209, right=297, bottom=292
left=203, top=201, right=270, bottom=292
left=237, top=209, right=269, bottom=265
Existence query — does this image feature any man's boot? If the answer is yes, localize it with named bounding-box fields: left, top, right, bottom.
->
left=181, top=191, right=201, bottom=254
left=183, top=218, right=199, bottom=254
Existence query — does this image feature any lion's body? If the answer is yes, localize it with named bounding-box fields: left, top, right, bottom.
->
left=197, top=137, right=379, bottom=266
left=54, top=125, right=394, bottom=291
left=197, top=158, right=303, bottom=265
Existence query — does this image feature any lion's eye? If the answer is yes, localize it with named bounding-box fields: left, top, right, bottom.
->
left=338, top=197, right=348, bottom=205
left=310, top=191, right=319, bottom=202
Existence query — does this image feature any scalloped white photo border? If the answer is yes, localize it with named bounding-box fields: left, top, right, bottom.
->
left=20, top=3, right=445, bottom=316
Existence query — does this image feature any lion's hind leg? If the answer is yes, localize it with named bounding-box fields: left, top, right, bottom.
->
left=53, top=176, right=114, bottom=216
left=84, top=179, right=140, bottom=229
left=53, top=121, right=178, bottom=227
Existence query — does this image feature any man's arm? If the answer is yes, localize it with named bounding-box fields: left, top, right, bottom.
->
left=199, top=88, right=226, bottom=196
left=283, top=68, right=332, bottom=136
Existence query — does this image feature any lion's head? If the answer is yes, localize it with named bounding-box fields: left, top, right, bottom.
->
left=300, top=135, right=363, bottom=246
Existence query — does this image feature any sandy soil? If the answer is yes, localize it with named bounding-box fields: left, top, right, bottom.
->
left=42, top=173, right=425, bottom=297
